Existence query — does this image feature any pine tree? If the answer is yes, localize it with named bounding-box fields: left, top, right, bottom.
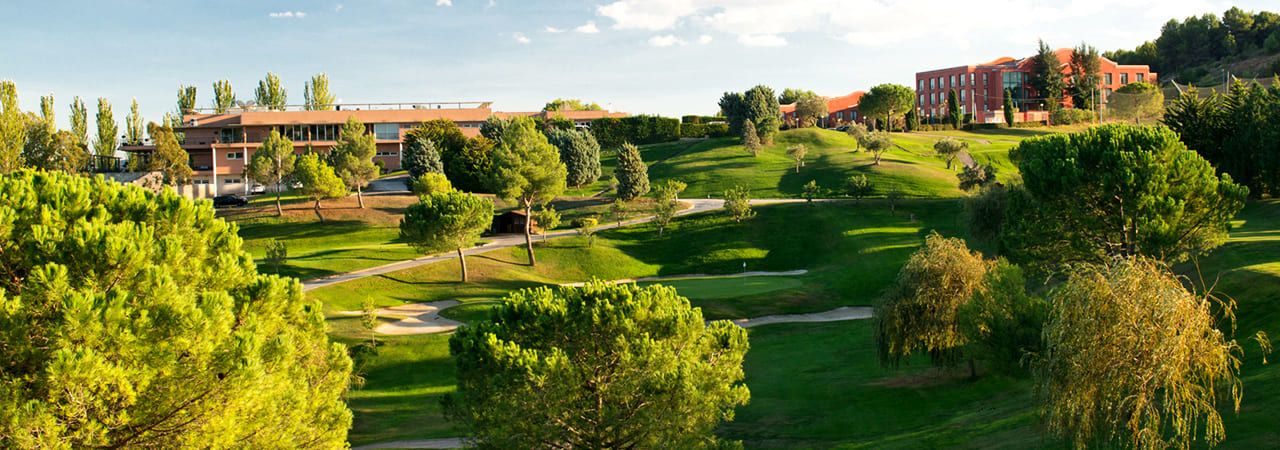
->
left=399, top=191, right=494, bottom=282
left=402, top=134, right=444, bottom=188
left=488, top=116, right=567, bottom=266
left=1003, top=90, right=1016, bottom=127
left=742, top=120, right=762, bottom=157
left=545, top=128, right=601, bottom=188
left=614, top=142, right=649, bottom=200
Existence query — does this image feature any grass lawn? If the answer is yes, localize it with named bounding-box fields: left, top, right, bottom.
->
left=636, top=275, right=805, bottom=300
left=562, top=139, right=705, bottom=197
left=646, top=129, right=967, bottom=199
left=912, top=124, right=1093, bottom=142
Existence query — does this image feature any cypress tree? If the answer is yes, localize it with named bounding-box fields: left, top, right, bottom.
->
left=545, top=128, right=601, bottom=188
left=614, top=142, right=649, bottom=200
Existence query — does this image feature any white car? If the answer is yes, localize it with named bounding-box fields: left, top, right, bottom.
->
left=249, top=184, right=266, bottom=194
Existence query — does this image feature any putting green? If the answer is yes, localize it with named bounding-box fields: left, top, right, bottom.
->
left=637, top=276, right=803, bottom=300
left=437, top=300, right=501, bottom=324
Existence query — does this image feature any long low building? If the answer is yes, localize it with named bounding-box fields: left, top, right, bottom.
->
left=915, top=49, right=1157, bottom=124
left=780, top=90, right=867, bottom=128
left=119, top=102, right=626, bottom=198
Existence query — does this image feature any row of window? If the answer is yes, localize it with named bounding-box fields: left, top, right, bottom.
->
left=271, top=123, right=402, bottom=142
left=921, top=73, right=984, bottom=91
left=919, top=89, right=989, bottom=107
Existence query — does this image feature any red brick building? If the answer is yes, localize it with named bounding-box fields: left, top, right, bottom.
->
left=780, top=90, right=867, bottom=128
left=914, top=49, right=1157, bottom=124
left=120, top=102, right=626, bottom=198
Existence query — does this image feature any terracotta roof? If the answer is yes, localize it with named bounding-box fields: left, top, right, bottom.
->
left=779, top=103, right=797, bottom=113
left=826, top=91, right=865, bottom=111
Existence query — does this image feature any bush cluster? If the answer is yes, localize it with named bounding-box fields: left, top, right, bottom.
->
left=1051, top=108, right=1097, bottom=125
left=591, top=115, right=681, bottom=147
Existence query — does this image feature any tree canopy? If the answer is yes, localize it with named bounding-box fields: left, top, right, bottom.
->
left=933, top=137, right=967, bottom=170
left=0, top=170, right=352, bottom=448
left=245, top=129, right=296, bottom=215
left=145, top=122, right=192, bottom=186
left=614, top=142, right=649, bottom=200
left=254, top=72, right=287, bottom=110
left=795, top=94, right=828, bottom=128
left=1003, top=124, right=1247, bottom=264
left=399, top=191, right=493, bottom=282
left=0, top=80, right=24, bottom=174
left=212, top=79, right=235, bottom=114
left=542, top=98, right=602, bottom=111
left=402, top=134, right=444, bottom=188
left=1163, top=81, right=1280, bottom=198
left=446, top=282, right=749, bottom=449
left=93, top=97, right=116, bottom=161
left=544, top=128, right=601, bottom=188
left=859, top=84, right=914, bottom=131
left=293, top=152, right=347, bottom=222
left=1109, top=81, right=1164, bottom=124
left=304, top=73, right=336, bottom=111
left=1068, top=43, right=1102, bottom=110
left=1034, top=258, right=1254, bottom=449
left=1029, top=39, right=1066, bottom=110
left=719, top=85, right=780, bottom=143
left=409, top=119, right=488, bottom=193
left=488, top=116, right=567, bottom=266
left=329, top=115, right=377, bottom=208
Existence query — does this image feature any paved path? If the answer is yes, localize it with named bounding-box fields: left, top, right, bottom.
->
left=352, top=438, right=463, bottom=449
left=367, top=173, right=410, bottom=192
left=731, top=305, right=872, bottom=328
left=302, top=199, right=727, bottom=291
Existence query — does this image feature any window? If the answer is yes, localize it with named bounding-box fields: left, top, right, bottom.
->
left=836, top=111, right=843, bottom=120
left=1105, top=73, right=1113, bottom=85
left=308, top=124, right=338, bottom=141
left=937, top=76, right=943, bottom=88
left=960, top=74, right=965, bottom=87
left=930, top=93, right=936, bottom=105
left=223, top=178, right=241, bottom=184
left=950, top=75, right=955, bottom=87
left=280, top=124, right=305, bottom=140
left=1137, top=73, right=1145, bottom=82
left=960, top=90, right=966, bottom=102
left=930, top=78, right=935, bottom=90
left=375, top=151, right=398, bottom=157
left=983, top=73, right=988, bottom=85
left=919, top=80, right=924, bottom=90
left=218, top=128, right=243, bottom=144
left=193, top=179, right=211, bottom=185
left=227, top=152, right=243, bottom=160
left=970, top=73, right=975, bottom=85
left=374, top=123, right=399, bottom=140
left=918, top=94, right=924, bottom=106
left=1120, top=73, right=1128, bottom=84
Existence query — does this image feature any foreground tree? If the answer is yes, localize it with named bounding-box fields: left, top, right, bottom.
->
left=956, top=260, right=1044, bottom=377
left=875, top=232, right=987, bottom=374
left=330, top=116, right=377, bottom=208
left=723, top=185, right=755, bottom=223
left=614, top=142, right=649, bottom=200
left=1034, top=258, right=1263, bottom=449
left=545, top=128, right=601, bottom=188
left=933, top=137, right=967, bottom=170
left=0, top=170, right=352, bottom=448
left=489, top=116, right=567, bottom=266
left=245, top=129, right=296, bottom=215
left=399, top=191, right=494, bottom=282
left=446, top=282, right=749, bottom=449
left=293, top=152, right=347, bottom=222
left=1004, top=124, right=1247, bottom=263
left=254, top=71, right=288, bottom=110
left=304, top=73, right=336, bottom=110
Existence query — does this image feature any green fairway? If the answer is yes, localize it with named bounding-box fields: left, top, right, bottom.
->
left=911, top=124, right=1092, bottom=142
left=636, top=275, right=804, bottom=300
left=646, top=129, right=969, bottom=199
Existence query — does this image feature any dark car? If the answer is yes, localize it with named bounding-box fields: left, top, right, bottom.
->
left=212, top=194, right=248, bottom=208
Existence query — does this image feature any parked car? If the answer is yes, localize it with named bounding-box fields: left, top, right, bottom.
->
left=249, top=184, right=266, bottom=194
left=212, top=194, right=248, bottom=208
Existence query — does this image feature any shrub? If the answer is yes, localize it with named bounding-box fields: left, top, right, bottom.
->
left=1051, top=108, right=1096, bottom=125
left=591, top=115, right=681, bottom=148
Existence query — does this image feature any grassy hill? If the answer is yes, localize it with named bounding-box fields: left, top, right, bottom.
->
left=646, top=128, right=983, bottom=199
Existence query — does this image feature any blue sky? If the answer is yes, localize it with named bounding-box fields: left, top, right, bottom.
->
left=2, top=0, right=1270, bottom=130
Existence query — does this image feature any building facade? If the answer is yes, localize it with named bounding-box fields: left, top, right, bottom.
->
left=780, top=90, right=867, bottom=128
left=120, top=103, right=625, bottom=198
left=914, top=49, right=1157, bottom=124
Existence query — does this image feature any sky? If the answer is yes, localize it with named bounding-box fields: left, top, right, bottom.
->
left=2, top=0, right=1272, bottom=131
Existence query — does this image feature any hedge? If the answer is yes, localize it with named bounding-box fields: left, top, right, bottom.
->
left=1050, top=108, right=1097, bottom=125
left=592, top=115, right=681, bottom=147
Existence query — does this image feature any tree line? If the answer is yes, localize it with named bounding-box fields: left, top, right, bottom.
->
left=1105, top=7, right=1280, bottom=81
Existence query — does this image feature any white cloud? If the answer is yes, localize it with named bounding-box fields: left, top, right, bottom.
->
left=436, top=0, right=452, bottom=5
left=513, top=32, right=530, bottom=44
left=268, top=11, right=306, bottom=18
left=647, top=34, right=687, bottom=47
left=697, top=34, right=712, bottom=45
left=737, top=34, right=785, bottom=47
left=545, top=26, right=565, bottom=33
left=486, top=0, right=495, bottom=8
left=574, top=21, right=600, bottom=34
left=597, top=0, right=699, bottom=30
left=334, top=4, right=343, bottom=12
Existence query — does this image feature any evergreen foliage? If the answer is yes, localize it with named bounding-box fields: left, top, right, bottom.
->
left=614, top=142, right=649, bottom=200
left=402, top=134, right=444, bottom=188
left=145, top=122, right=192, bottom=186
left=1068, top=43, right=1102, bottom=110
left=329, top=116, right=378, bottom=208
left=859, top=84, right=915, bottom=132
left=0, top=170, right=352, bottom=448
left=1163, top=81, right=1280, bottom=197
left=843, top=174, right=873, bottom=202
left=932, top=137, right=966, bottom=170
left=1029, top=40, right=1066, bottom=110
left=445, top=282, right=749, bottom=449
left=399, top=191, right=494, bottom=282
left=741, top=120, right=762, bottom=157
left=488, top=116, right=567, bottom=266
left=544, top=128, right=601, bottom=188
left=650, top=180, right=686, bottom=237
left=946, top=89, right=961, bottom=129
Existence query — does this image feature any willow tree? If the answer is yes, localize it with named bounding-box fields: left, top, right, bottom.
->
left=0, top=170, right=353, bottom=448
left=304, top=74, right=336, bottom=111
left=255, top=72, right=288, bottom=110
left=875, top=232, right=987, bottom=374
left=399, top=191, right=493, bottom=282
left=212, top=79, right=235, bottom=113
left=488, top=116, right=566, bottom=266
left=446, top=282, right=749, bottom=449
left=1034, top=258, right=1267, bottom=449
